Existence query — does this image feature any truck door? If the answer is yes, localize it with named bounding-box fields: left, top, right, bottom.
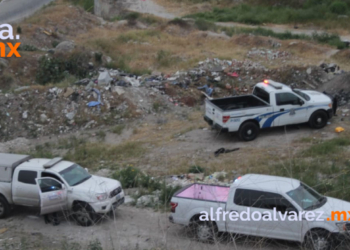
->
left=35, top=177, right=68, bottom=215
left=12, top=170, right=40, bottom=206
left=274, top=93, right=307, bottom=126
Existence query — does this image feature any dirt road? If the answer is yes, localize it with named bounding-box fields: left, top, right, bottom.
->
left=1, top=205, right=303, bottom=250
left=124, top=0, right=350, bottom=42
left=0, top=0, right=54, bottom=23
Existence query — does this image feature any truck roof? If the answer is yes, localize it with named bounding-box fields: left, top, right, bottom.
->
left=18, top=158, right=75, bottom=173
left=233, top=174, right=300, bottom=194
left=255, top=80, right=291, bottom=94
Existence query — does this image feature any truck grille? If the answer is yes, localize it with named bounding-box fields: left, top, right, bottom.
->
left=110, top=187, right=122, bottom=198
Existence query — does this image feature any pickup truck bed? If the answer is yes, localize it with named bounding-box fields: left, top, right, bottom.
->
left=210, top=95, right=268, bottom=111
left=175, top=184, right=230, bottom=203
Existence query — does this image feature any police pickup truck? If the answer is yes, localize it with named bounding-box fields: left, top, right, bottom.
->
left=0, top=154, right=125, bottom=226
left=204, top=80, right=333, bottom=141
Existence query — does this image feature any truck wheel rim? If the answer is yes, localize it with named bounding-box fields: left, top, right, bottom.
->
left=317, top=117, right=322, bottom=123
left=247, top=129, right=252, bottom=135
left=311, top=235, right=328, bottom=250
left=197, top=224, right=212, bottom=241
left=76, top=208, right=90, bottom=224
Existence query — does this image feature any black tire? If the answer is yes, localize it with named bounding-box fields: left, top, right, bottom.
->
left=193, top=220, right=218, bottom=243
left=73, top=202, right=95, bottom=227
left=0, top=196, right=10, bottom=219
left=303, top=229, right=332, bottom=250
left=238, top=122, right=260, bottom=141
left=309, top=111, right=328, bottom=129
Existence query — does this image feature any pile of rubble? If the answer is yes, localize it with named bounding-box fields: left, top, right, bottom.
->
left=1, top=57, right=349, bottom=142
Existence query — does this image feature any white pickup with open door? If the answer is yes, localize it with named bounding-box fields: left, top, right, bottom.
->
left=35, top=177, right=68, bottom=215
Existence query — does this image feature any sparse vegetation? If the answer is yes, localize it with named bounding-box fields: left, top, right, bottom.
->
left=111, top=124, right=125, bottom=135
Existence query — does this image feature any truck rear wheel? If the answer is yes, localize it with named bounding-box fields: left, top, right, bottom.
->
left=309, top=111, right=328, bottom=129
left=238, top=122, right=259, bottom=141
left=194, top=220, right=218, bottom=242
left=0, top=196, right=10, bottom=219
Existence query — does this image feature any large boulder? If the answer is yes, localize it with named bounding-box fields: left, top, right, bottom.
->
left=55, top=41, right=75, bottom=54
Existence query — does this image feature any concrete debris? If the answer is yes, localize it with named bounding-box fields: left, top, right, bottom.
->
left=136, top=195, right=159, bottom=207
left=98, top=71, right=112, bottom=86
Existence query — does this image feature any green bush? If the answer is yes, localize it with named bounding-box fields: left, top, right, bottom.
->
left=112, top=166, right=143, bottom=188
left=330, top=1, right=347, bottom=14
left=36, top=51, right=90, bottom=85
left=188, top=165, right=205, bottom=173
left=159, top=184, right=182, bottom=204
left=194, top=19, right=217, bottom=31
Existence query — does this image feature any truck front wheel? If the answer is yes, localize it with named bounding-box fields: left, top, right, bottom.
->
left=0, top=196, right=10, bottom=219
left=73, top=202, right=95, bottom=227
left=309, top=111, right=328, bottom=129
left=238, top=122, right=260, bottom=141
left=304, top=229, right=332, bottom=250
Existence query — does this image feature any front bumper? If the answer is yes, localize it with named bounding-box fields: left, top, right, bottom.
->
left=89, top=190, right=125, bottom=214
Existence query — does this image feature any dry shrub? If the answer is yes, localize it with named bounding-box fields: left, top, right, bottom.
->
left=180, top=96, right=197, bottom=107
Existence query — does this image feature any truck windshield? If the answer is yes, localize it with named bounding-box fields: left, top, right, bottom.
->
left=287, top=183, right=326, bottom=210
left=59, top=164, right=91, bottom=186
left=253, top=87, right=270, bottom=104
left=292, top=89, right=310, bottom=101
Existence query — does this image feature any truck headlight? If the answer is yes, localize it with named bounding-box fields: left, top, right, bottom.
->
left=336, top=222, right=348, bottom=232
left=96, top=193, right=108, bottom=201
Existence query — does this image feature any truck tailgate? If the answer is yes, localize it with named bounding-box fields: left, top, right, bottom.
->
left=205, top=99, right=224, bottom=127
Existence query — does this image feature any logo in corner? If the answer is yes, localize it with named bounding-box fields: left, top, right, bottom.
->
left=0, top=24, right=21, bottom=58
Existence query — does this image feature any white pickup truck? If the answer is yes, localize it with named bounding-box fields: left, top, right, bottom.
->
left=204, top=80, right=333, bottom=141
left=0, top=153, right=125, bottom=226
left=169, top=174, right=350, bottom=250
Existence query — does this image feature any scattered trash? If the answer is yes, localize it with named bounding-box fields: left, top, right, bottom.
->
left=214, top=148, right=240, bottom=157
left=0, top=228, right=8, bottom=234
left=335, top=127, right=345, bottom=133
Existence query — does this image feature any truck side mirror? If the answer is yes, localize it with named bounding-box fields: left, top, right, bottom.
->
left=61, top=183, right=65, bottom=190
left=298, top=99, right=304, bottom=106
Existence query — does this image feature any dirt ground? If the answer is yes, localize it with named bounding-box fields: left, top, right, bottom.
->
left=0, top=205, right=305, bottom=250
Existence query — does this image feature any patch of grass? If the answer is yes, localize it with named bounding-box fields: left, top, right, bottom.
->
left=302, top=137, right=350, bottom=157
left=69, top=0, right=94, bottom=12
left=96, top=130, right=106, bottom=141
left=188, top=2, right=350, bottom=26
left=111, top=124, right=125, bottom=135
left=64, top=142, right=146, bottom=170
left=188, top=165, right=205, bottom=173
left=194, top=18, right=217, bottom=31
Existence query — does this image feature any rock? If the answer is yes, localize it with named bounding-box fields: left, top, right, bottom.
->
left=124, top=196, right=136, bottom=205
left=306, top=68, right=312, bottom=75
left=112, top=86, right=125, bottom=95
left=136, top=195, right=159, bottom=207
left=55, top=41, right=75, bottom=54
left=40, top=114, right=48, bottom=123
left=64, top=87, right=74, bottom=98
left=22, top=111, right=28, bottom=119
